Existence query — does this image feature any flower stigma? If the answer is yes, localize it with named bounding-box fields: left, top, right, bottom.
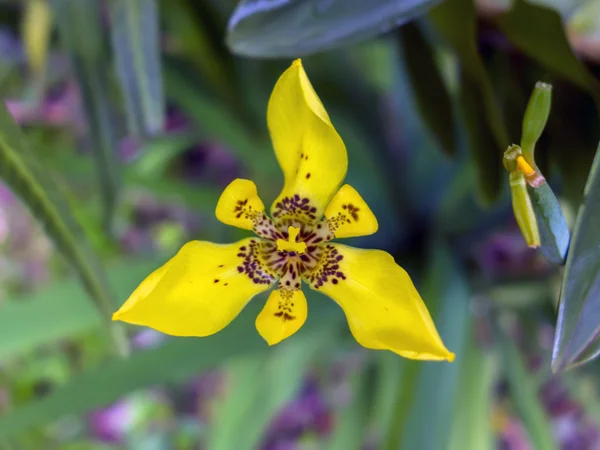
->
left=276, top=226, right=307, bottom=255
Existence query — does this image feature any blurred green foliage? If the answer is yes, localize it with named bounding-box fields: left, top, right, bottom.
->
left=1, top=0, right=600, bottom=448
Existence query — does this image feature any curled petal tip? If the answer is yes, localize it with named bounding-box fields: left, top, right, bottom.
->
left=446, top=352, right=456, bottom=363
left=292, top=58, right=302, bottom=67
left=112, top=312, right=121, bottom=321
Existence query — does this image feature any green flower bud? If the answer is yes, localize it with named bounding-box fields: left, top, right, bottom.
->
left=521, top=82, right=552, bottom=163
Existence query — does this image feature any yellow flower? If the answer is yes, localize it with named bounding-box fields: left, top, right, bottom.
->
left=113, top=59, right=454, bottom=362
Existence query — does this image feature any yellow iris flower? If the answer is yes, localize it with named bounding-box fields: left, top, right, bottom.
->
left=113, top=60, right=454, bottom=362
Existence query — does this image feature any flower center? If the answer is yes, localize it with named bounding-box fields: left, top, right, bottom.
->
left=276, top=226, right=306, bottom=255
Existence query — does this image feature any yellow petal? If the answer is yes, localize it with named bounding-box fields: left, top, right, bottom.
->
left=304, top=244, right=454, bottom=361
left=268, top=59, right=348, bottom=223
left=324, top=184, right=378, bottom=238
left=256, top=287, right=308, bottom=346
left=113, top=239, right=276, bottom=337
left=215, top=179, right=265, bottom=230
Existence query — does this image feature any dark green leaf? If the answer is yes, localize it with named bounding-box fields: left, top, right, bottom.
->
left=0, top=298, right=340, bottom=438
left=396, top=22, right=455, bottom=157
left=528, top=182, right=570, bottom=265
left=429, top=0, right=509, bottom=202
left=496, top=1, right=600, bottom=110
left=52, top=0, right=120, bottom=231
left=226, top=0, right=442, bottom=57
left=552, top=144, right=600, bottom=372
left=500, top=335, right=558, bottom=450
left=109, top=0, right=164, bottom=136
left=0, top=100, right=126, bottom=355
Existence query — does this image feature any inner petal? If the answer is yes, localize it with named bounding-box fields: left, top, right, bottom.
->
left=256, top=258, right=307, bottom=345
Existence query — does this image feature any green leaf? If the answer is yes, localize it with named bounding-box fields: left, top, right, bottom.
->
left=396, top=22, right=455, bottom=157
left=429, top=0, right=509, bottom=202
left=52, top=0, right=120, bottom=231
left=370, top=352, right=404, bottom=444
left=208, top=333, right=329, bottom=450
left=552, top=144, right=600, bottom=372
left=109, top=0, right=164, bottom=136
left=0, top=100, right=126, bottom=355
left=448, top=339, right=496, bottom=450
left=496, top=1, right=600, bottom=110
left=226, top=0, right=442, bottom=57
left=399, top=244, right=471, bottom=450
left=528, top=182, right=570, bottom=265
left=0, top=258, right=164, bottom=362
left=0, top=298, right=340, bottom=438
left=326, top=369, right=369, bottom=450
left=500, top=335, right=558, bottom=450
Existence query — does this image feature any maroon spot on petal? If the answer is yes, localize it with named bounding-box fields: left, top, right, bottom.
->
left=214, top=279, right=219, bottom=283
left=305, top=173, right=311, bottom=179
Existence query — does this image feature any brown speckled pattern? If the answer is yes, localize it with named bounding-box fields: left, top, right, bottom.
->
left=230, top=194, right=346, bottom=322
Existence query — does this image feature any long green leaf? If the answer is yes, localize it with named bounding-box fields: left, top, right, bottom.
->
left=429, top=0, right=509, bottom=202
left=448, top=338, right=496, bottom=450
left=396, top=21, right=455, bottom=157
left=501, top=335, right=558, bottom=450
left=52, top=0, right=120, bottom=231
left=552, top=144, right=600, bottom=371
left=399, top=244, right=471, bottom=450
left=226, top=0, right=442, bottom=57
left=326, top=369, right=369, bottom=450
left=109, top=0, right=164, bottom=136
left=0, top=258, right=163, bottom=362
left=208, top=333, right=329, bottom=450
left=0, top=100, right=125, bottom=355
left=0, top=298, right=340, bottom=438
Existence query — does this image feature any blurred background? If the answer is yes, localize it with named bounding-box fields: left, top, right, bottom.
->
left=1, top=0, right=600, bottom=448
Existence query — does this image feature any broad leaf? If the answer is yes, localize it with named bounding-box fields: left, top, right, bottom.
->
left=496, top=1, right=600, bottom=110
left=0, top=100, right=125, bottom=354
left=109, top=0, right=164, bottom=136
left=0, top=298, right=340, bottom=438
left=552, top=144, right=600, bottom=372
left=528, top=182, right=570, bottom=265
left=226, top=0, right=442, bottom=57
left=0, top=259, right=164, bottom=362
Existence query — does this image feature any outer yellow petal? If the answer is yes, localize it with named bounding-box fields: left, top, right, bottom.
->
left=304, top=244, right=454, bottom=361
left=324, top=184, right=378, bottom=238
left=256, top=287, right=307, bottom=346
left=215, top=179, right=265, bottom=230
left=113, top=239, right=276, bottom=337
left=268, top=59, right=348, bottom=223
